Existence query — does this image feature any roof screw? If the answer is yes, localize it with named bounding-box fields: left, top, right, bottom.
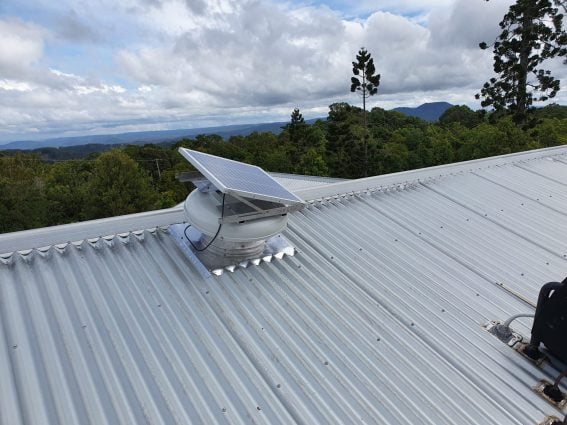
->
left=82, top=325, right=87, bottom=329
left=256, top=406, right=261, bottom=411
left=410, top=322, right=415, bottom=327
left=441, top=309, right=446, bottom=313
left=221, top=407, right=227, bottom=413
left=330, top=256, right=334, bottom=260
left=394, top=239, right=398, bottom=242
left=546, top=262, right=549, bottom=265
left=324, top=361, right=329, bottom=365
left=206, top=291, right=209, bottom=294
left=376, top=337, right=381, bottom=341
left=276, top=384, right=281, bottom=388
left=521, top=273, right=524, bottom=276
left=12, top=345, right=17, bottom=349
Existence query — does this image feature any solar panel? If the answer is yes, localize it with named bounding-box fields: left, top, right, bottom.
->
left=178, top=148, right=305, bottom=205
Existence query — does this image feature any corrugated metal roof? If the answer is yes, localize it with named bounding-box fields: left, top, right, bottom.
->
left=1, top=146, right=567, bottom=425
left=270, top=172, right=347, bottom=191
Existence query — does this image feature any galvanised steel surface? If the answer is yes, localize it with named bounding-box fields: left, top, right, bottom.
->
left=1, top=147, right=567, bottom=424
left=268, top=173, right=347, bottom=192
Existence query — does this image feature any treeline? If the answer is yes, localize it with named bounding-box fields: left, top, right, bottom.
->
left=1, top=103, right=566, bottom=234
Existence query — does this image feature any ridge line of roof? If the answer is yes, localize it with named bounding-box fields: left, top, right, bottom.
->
left=294, top=145, right=567, bottom=200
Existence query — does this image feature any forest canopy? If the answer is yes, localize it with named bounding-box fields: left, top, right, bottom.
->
left=1, top=103, right=567, bottom=234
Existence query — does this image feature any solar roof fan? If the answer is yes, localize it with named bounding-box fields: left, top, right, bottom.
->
left=175, top=148, right=305, bottom=273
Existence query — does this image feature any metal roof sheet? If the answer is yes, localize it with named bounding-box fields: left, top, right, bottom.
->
left=270, top=173, right=347, bottom=191
left=1, top=146, right=567, bottom=424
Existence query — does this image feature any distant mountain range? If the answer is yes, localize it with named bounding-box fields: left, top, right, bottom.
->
left=0, top=121, right=300, bottom=151
left=393, top=102, right=453, bottom=122
left=1, top=102, right=454, bottom=151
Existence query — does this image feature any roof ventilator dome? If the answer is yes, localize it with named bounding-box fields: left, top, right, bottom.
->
left=170, top=148, right=305, bottom=277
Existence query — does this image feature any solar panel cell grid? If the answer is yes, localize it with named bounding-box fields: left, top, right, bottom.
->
left=179, top=148, right=304, bottom=205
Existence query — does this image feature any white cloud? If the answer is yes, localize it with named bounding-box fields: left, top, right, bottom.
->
left=0, top=19, right=45, bottom=78
left=115, top=1, right=505, bottom=107
left=0, top=79, right=34, bottom=92
left=428, top=0, right=514, bottom=48
left=0, top=0, right=566, bottom=142
left=75, top=84, right=126, bottom=95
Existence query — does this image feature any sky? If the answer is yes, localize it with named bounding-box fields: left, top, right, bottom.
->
left=0, top=0, right=566, bottom=143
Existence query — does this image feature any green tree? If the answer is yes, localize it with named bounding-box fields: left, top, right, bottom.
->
left=529, top=117, right=567, bottom=146
left=456, top=118, right=536, bottom=160
left=283, top=108, right=309, bottom=163
left=478, top=0, right=567, bottom=124
left=45, top=160, right=93, bottom=224
left=84, top=150, right=158, bottom=219
left=326, top=102, right=365, bottom=178
left=297, top=148, right=329, bottom=176
left=350, top=47, right=381, bottom=176
left=439, top=105, right=485, bottom=129
left=427, top=126, right=455, bottom=165
left=288, top=108, right=306, bottom=144
left=380, top=142, right=409, bottom=174
left=0, top=154, right=49, bottom=232
left=533, top=103, right=567, bottom=119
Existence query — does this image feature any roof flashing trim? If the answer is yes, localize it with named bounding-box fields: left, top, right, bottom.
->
left=169, top=223, right=296, bottom=277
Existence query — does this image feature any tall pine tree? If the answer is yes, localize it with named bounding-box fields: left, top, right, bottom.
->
left=351, top=48, right=380, bottom=176
left=289, top=108, right=306, bottom=146
left=477, top=0, right=567, bottom=125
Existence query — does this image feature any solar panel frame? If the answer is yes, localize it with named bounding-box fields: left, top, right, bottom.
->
left=178, top=148, right=305, bottom=205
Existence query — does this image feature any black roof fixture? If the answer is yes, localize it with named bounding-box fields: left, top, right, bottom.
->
left=546, top=414, right=567, bottom=425
left=544, top=370, right=567, bottom=404
left=522, top=277, right=567, bottom=364
left=521, top=278, right=567, bottom=410
left=489, top=277, right=567, bottom=412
